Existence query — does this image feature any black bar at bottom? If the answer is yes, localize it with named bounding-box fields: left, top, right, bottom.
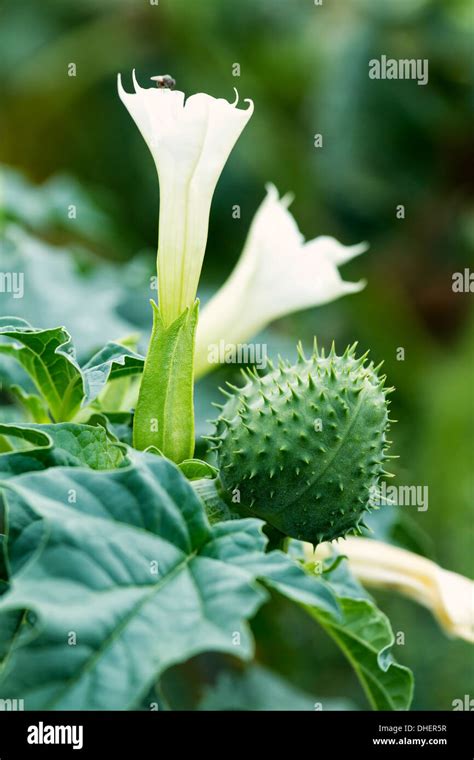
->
left=0, top=710, right=471, bottom=757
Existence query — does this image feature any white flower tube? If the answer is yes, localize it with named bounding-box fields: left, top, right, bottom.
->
left=308, top=538, right=474, bottom=643
left=195, top=184, right=367, bottom=378
left=118, top=71, right=254, bottom=326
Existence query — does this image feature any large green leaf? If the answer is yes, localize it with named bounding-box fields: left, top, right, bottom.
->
left=305, top=552, right=414, bottom=711
left=0, top=318, right=83, bottom=421
left=0, top=422, right=125, bottom=478
left=201, top=520, right=338, bottom=612
left=0, top=451, right=411, bottom=711
left=193, top=476, right=413, bottom=711
left=203, top=535, right=413, bottom=707
left=0, top=453, right=336, bottom=709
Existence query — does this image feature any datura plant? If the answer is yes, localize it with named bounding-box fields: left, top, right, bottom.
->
left=0, top=72, right=471, bottom=713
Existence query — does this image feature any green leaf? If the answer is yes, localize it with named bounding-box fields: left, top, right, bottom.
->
left=306, top=554, right=414, bottom=711
left=133, top=301, right=198, bottom=462
left=178, top=459, right=218, bottom=480
left=0, top=450, right=409, bottom=710
left=0, top=318, right=145, bottom=422
left=81, top=342, right=144, bottom=406
left=0, top=452, right=345, bottom=709
left=0, top=454, right=272, bottom=709
left=0, top=422, right=125, bottom=478
left=201, top=519, right=340, bottom=617
left=0, top=318, right=83, bottom=421
left=86, top=412, right=134, bottom=446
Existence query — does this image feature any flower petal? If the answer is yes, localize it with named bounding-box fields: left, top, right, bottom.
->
left=309, top=538, right=474, bottom=643
left=118, top=71, right=254, bottom=325
left=305, top=236, right=369, bottom=266
left=195, top=185, right=367, bottom=378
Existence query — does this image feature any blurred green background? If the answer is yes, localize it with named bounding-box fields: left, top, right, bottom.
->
left=0, top=0, right=472, bottom=710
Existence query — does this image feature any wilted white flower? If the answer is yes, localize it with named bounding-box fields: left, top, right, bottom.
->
left=308, top=538, right=474, bottom=643
left=195, top=183, right=367, bottom=378
left=118, top=70, right=253, bottom=326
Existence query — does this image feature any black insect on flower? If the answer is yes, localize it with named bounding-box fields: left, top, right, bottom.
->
left=150, top=74, right=176, bottom=89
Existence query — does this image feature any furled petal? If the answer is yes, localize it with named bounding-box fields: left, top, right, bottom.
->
left=309, top=538, right=474, bottom=643
left=195, top=184, right=366, bottom=378
left=118, top=72, right=254, bottom=326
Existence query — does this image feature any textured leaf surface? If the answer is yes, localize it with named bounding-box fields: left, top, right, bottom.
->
left=0, top=455, right=264, bottom=708
left=0, top=422, right=125, bottom=478
left=0, top=449, right=411, bottom=711
left=191, top=475, right=411, bottom=709
left=85, top=412, right=134, bottom=446
left=0, top=453, right=342, bottom=709
left=203, top=521, right=339, bottom=614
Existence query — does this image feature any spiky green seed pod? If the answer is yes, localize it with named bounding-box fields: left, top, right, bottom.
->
left=210, top=342, right=394, bottom=545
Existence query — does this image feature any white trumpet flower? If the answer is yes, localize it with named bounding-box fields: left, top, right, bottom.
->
left=308, top=538, right=474, bottom=643
left=118, top=71, right=254, bottom=326
left=195, top=184, right=367, bottom=378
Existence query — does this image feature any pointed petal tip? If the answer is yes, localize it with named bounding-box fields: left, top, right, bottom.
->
left=228, top=89, right=253, bottom=114
left=117, top=71, right=136, bottom=98
left=243, top=97, right=254, bottom=114
left=132, top=68, right=141, bottom=92
left=264, top=182, right=280, bottom=201
left=117, top=72, right=130, bottom=103
left=345, top=278, right=367, bottom=293
left=350, top=241, right=370, bottom=256
left=306, top=236, right=369, bottom=266
left=262, top=182, right=294, bottom=209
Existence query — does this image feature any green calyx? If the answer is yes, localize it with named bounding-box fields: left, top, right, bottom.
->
left=133, top=300, right=198, bottom=463
left=210, top=341, right=394, bottom=545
